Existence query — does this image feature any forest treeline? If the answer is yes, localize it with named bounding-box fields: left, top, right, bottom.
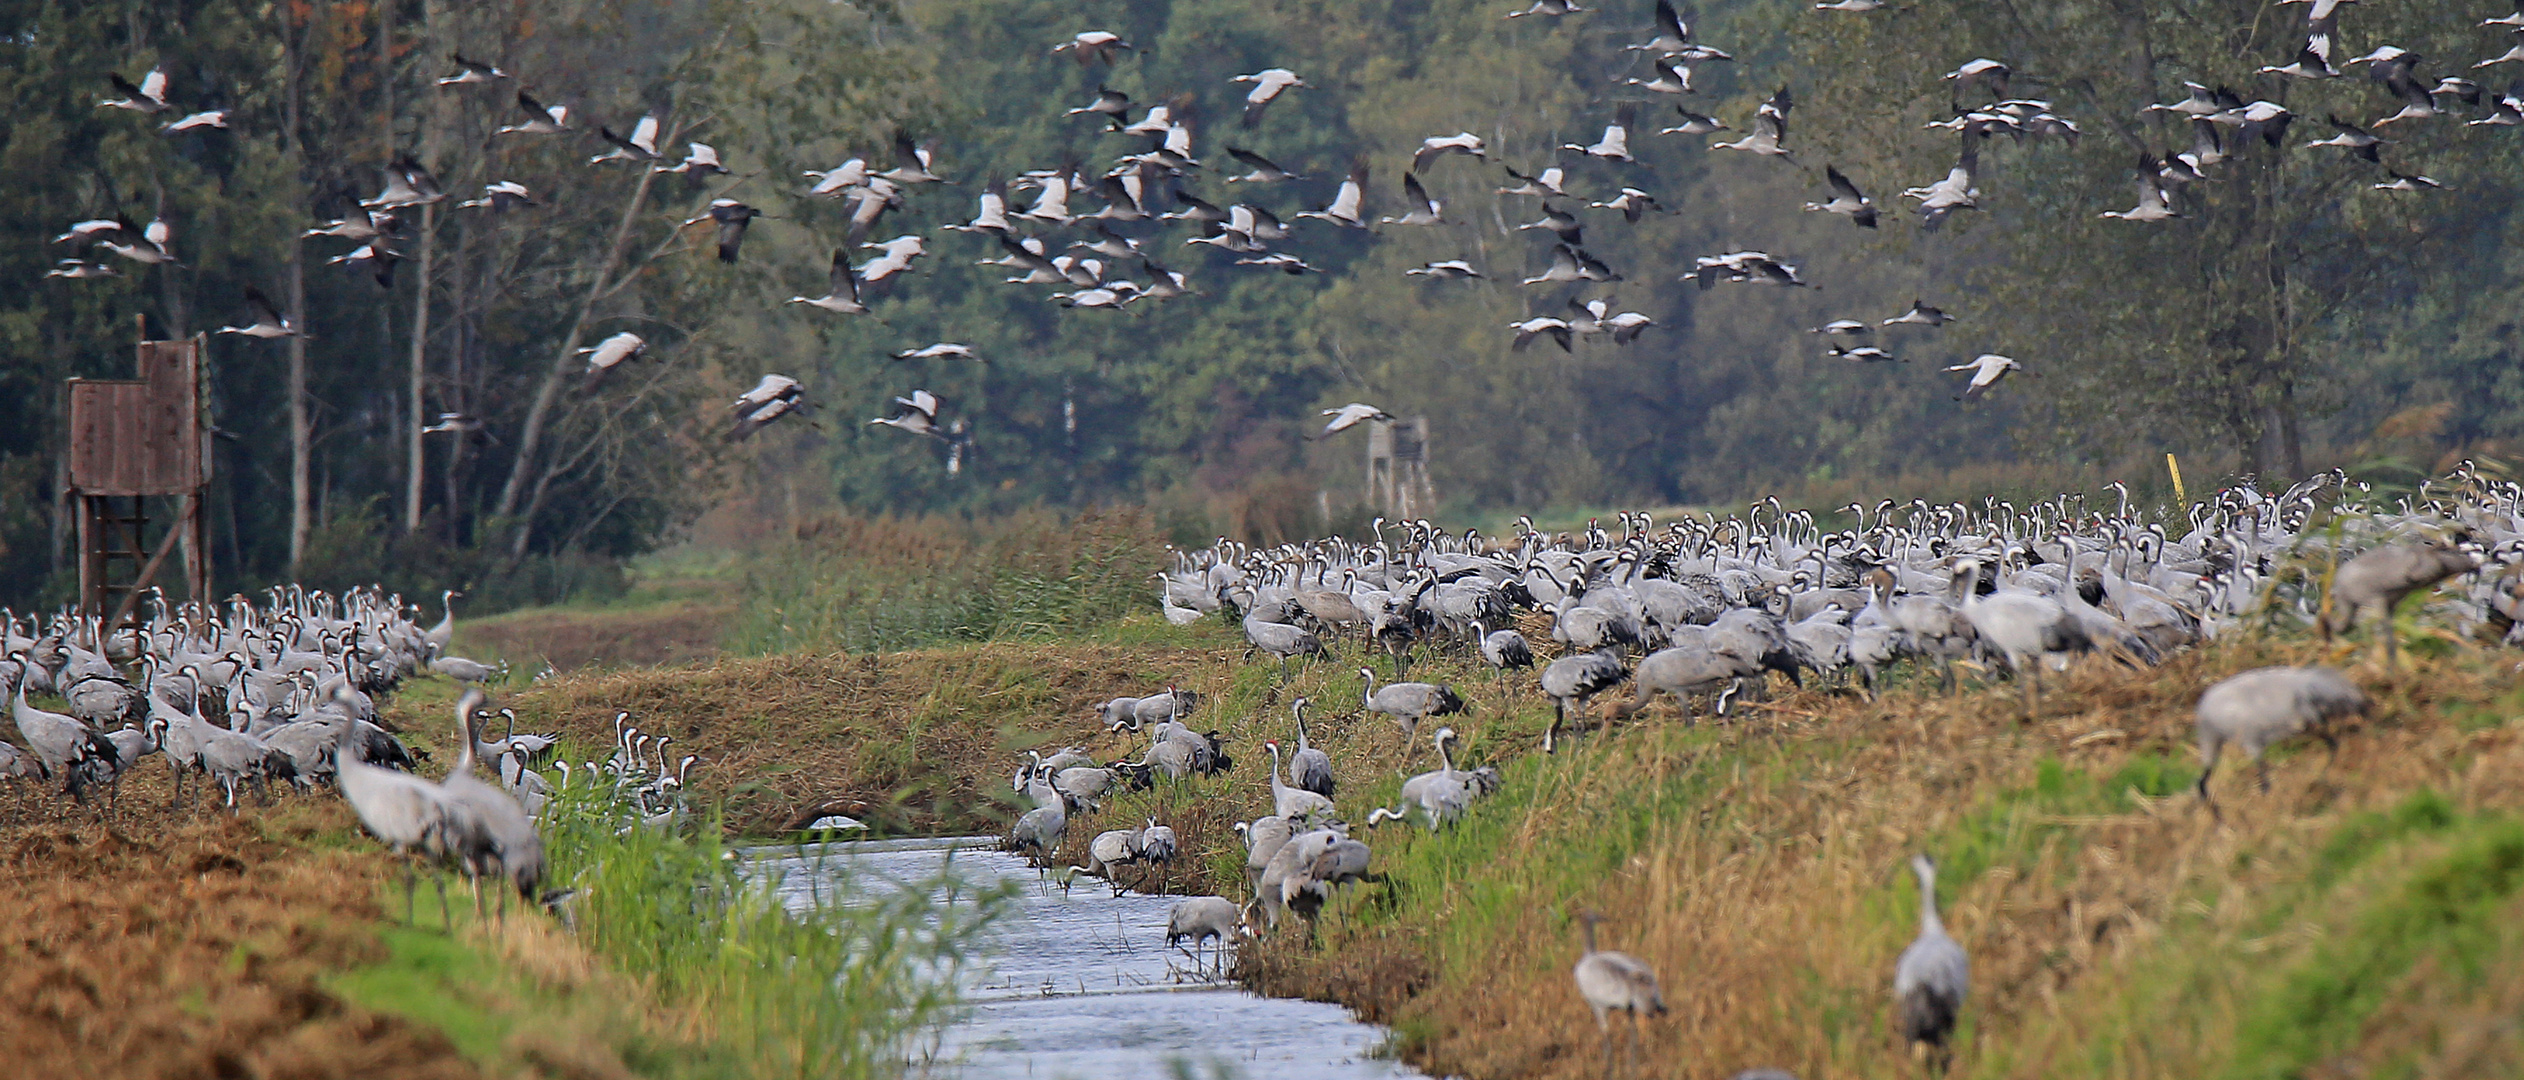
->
left=1, top=0, right=2516, bottom=610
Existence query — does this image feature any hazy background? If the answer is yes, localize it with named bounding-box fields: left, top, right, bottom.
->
left=3, top=0, right=2516, bottom=612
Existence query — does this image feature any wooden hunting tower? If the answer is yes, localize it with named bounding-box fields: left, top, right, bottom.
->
left=1365, top=416, right=1435, bottom=519
left=66, top=333, right=211, bottom=628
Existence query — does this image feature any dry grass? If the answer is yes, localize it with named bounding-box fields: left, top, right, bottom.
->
left=1242, top=635, right=2524, bottom=1080
left=457, top=599, right=735, bottom=672
left=458, top=627, right=1255, bottom=837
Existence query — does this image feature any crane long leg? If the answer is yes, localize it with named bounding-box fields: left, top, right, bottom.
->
left=436, top=873, right=452, bottom=932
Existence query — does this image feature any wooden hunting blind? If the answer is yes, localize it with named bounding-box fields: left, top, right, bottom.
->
left=66, top=333, right=211, bottom=626
left=1365, top=416, right=1435, bottom=519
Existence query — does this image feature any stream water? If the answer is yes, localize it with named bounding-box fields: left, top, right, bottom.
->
left=756, top=836, right=1429, bottom=1080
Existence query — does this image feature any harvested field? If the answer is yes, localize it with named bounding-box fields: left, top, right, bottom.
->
left=0, top=786, right=478, bottom=1080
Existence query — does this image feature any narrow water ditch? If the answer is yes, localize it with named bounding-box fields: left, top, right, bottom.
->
left=753, top=836, right=1428, bottom=1080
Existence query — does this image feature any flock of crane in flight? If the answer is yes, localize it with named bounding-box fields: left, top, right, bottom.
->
left=52, top=0, right=2521, bottom=474
left=26, top=0, right=2524, bottom=1071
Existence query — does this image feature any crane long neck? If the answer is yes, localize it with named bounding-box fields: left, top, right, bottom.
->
left=1916, top=863, right=1945, bottom=936
left=1293, top=703, right=1310, bottom=750
left=1436, top=734, right=1456, bottom=774
left=1268, top=743, right=1284, bottom=789
left=1581, top=917, right=1599, bottom=954
left=451, top=690, right=484, bottom=775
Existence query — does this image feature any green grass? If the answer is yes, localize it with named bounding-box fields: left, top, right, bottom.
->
left=2224, top=800, right=2524, bottom=1080
left=334, top=771, right=1015, bottom=1080
left=725, top=507, right=1166, bottom=655
left=538, top=783, right=1016, bottom=1078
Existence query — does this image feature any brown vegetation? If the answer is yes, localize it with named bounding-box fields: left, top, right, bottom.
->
left=0, top=785, right=478, bottom=1080
left=460, top=599, right=736, bottom=672
left=1240, top=636, right=2524, bottom=1079
left=476, top=635, right=1251, bottom=837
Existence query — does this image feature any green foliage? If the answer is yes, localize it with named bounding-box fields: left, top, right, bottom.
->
left=2227, top=809, right=2524, bottom=1080
left=727, top=505, right=1167, bottom=654
left=535, top=781, right=1015, bottom=1078
left=9, top=0, right=2524, bottom=611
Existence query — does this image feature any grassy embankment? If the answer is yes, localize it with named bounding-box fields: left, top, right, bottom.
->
left=483, top=590, right=2524, bottom=1080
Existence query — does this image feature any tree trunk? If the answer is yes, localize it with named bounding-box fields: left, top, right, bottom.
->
left=404, top=203, right=435, bottom=533
left=443, top=218, right=473, bottom=544
left=491, top=168, right=660, bottom=524
left=282, top=8, right=311, bottom=573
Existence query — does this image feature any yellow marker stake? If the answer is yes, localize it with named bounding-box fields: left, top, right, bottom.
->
left=2167, top=453, right=2187, bottom=507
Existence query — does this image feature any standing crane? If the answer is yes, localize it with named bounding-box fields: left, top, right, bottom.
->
left=1541, top=648, right=1630, bottom=753
left=1475, top=619, right=1536, bottom=700
left=1950, top=559, right=2084, bottom=715
left=1357, top=667, right=1465, bottom=747
left=2318, top=537, right=2478, bottom=666
left=2193, top=665, right=2369, bottom=818
left=1288, top=696, right=1335, bottom=797
left=1893, top=854, right=1969, bottom=1075
left=332, top=701, right=477, bottom=927
left=436, top=687, right=546, bottom=907
left=1264, top=740, right=1336, bottom=823
left=1572, top=911, right=1667, bottom=1079
left=9, top=661, right=117, bottom=802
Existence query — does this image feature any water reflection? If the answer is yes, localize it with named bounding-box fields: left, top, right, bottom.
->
left=753, top=836, right=1426, bottom=1080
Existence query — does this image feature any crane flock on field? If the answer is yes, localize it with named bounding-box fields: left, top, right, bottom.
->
left=56, top=1, right=2514, bottom=472
left=0, top=586, right=693, bottom=923
left=1119, top=462, right=2524, bottom=1074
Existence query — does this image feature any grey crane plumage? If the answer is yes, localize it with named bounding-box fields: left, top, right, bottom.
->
left=1359, top=667, right=1466, bottom=744
left=1368, top=726, right=1483, bottom=830
left=1282, top=836, right=1371, bottom=921
left=1264, top=739, right=1336, bottom=823
left=1951, top=559, right=2084, bottom=714
left=10, top=663, right=117, bottom=801
left=1085, top=827, right=1141, bottom=894
left=1009, top=788, right=1068, bottom=861
left=1238, top=815, right=1293, bottom=893
left=1243, top=605, right=1327, bottom=677
left=2317, top=537, right=2478, bottom=666
left=437, top=687, right=545, bottom=901
left=1167, top=895, right=1247, bottom=976
left=1476, top=619, right=1535, bottom=699
left=1572, top=911, right=1667, bottom=1079
left=2193, top=666, right=2369, bottom=816
left=1614, top=639, right=1761, bottom=722
left=1288, top=696, right=1336, bottom=797
left=1893, top=855, right=1969, bottom=1074
left=333, top=695, right=476, bottom=926
left=1541, top=648, right=1629, bottom=753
